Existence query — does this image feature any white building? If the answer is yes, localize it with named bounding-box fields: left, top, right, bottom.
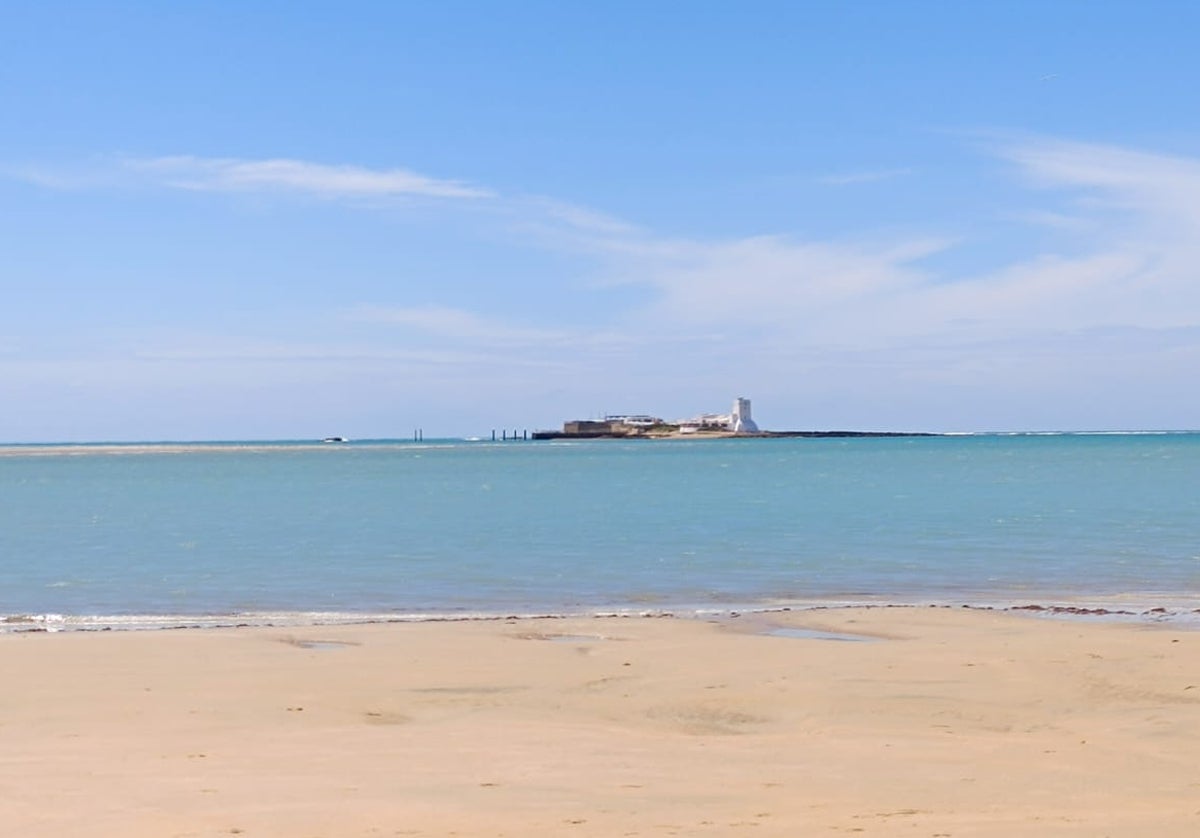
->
left=605, top=414, right=661, bottom=427
left=731, top=397, right=759, bottom=433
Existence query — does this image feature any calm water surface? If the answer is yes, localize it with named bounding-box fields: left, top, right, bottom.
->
left=1, top=434, right=1198, bottom=629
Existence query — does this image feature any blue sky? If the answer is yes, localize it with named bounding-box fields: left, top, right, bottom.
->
left=3, top=2, right=1200, bottom=440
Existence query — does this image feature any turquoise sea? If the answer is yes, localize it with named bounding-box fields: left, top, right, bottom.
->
left=2, top=434, right=1198, bottom=631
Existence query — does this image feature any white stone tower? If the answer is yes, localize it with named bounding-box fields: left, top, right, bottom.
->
left=731, top=397, right=759, bottom=433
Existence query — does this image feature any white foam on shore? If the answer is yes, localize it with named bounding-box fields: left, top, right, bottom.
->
left=0, top=607, right=694, bottom=634
left=5, top=593, right=1200, bottom=634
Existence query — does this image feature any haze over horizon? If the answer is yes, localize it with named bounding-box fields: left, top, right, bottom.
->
left=4, top=2, right=1200, bottom=442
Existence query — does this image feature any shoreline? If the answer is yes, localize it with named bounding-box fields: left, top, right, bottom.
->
left=7, top=594, right=1200, bottom=634
left=5, top=606, right=1200, bottom=836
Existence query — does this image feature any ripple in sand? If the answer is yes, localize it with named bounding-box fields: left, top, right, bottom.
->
left=510, top=631, right=619, bottom=643
left=646, top=704, right=769, bottom=735
left=363, top=711, right=411, bottom=725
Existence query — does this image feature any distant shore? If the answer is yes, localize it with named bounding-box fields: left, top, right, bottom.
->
left=531, top=428, right=941, bottom=440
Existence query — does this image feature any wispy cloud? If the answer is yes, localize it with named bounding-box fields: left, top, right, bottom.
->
left=567, top=138, right=1200, bottom=354
left=1000, top=138, right=1200, bottom=222
left=6, top=155, right=492, bottom=200
left=600, top=234, right=948, bottom=340
left=529, top=198, right=642, bottom=236
left=124, top=156, right=494, bottom=199
left=996, top=137, right=1200, bottom=317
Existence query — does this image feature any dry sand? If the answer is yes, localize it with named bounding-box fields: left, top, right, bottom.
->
left=3, top=607, right=1199, bottom=837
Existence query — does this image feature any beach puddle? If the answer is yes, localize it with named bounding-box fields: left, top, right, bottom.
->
left=277, top=637, right=360, bottom=650
left=718, top=613, right=878, bottom=642
left=764, top=626, right=875, bottom=642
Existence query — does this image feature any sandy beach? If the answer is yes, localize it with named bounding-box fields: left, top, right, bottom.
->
left=3, top=607, right=1199, bottom=837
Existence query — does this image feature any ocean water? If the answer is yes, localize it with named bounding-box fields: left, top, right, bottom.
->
left=2, top=434, right=1198, bottom=630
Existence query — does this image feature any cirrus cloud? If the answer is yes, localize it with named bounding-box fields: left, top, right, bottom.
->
left=123, top=155, right=494, bottom=199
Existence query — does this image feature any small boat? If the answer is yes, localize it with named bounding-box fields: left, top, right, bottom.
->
left=322, top=436, right=349, bottom=444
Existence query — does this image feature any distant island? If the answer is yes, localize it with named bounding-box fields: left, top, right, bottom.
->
left=532, top=398, right=939, bottom=440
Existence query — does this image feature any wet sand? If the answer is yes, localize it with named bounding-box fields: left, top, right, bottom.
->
left=3, top=607, right=1199, bottom=836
